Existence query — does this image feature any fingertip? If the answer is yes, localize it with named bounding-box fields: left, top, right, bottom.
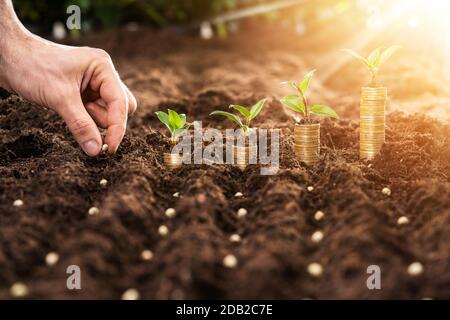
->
left=82, top=139, right=102, bottom=157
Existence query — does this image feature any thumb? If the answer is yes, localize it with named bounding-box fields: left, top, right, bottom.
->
left=58, top=95, right=102, bottom=156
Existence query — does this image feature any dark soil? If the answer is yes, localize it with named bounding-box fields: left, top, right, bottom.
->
left=0, top=25, right=449, bottom=299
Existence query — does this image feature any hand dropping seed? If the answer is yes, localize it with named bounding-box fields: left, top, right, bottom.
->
left=13, top=199, right=24, bottom=207
left=141, top=250, right=153, bottom=261
left=45, top=252, right=59, bottom=266
left=223, top=254, right=238, bottom=268
left=158, top=225, right=169, bottom=236
left=121, top=288, right=140, bottom=300
left=237, top=208, right=247, bottom=218
left=10, top=282, right=28, bottom=298
left=165, top=208, right=176, bottom=218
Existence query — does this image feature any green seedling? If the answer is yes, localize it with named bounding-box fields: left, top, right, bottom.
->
left=280, top=70, right=338, bottom=122
left=343, top=46, right=401, bottom=86
left=155, top=109, right=192, bottom=145
left=210, top=98, right=267, bottom=135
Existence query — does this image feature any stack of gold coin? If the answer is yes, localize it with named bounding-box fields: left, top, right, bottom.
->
left=360, top=87, right=387, bottom=160
left=294, top=123, right=320, bottom=165
left=233, top=145, right=257, bottom=170
left=164, top=152, right=182, bottom=169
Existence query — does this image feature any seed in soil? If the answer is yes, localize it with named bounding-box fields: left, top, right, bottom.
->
left=45, top=252, right=59, bottom=266
left=397, top=216, right=410, bottom=225
left=229, top=234, right=241, bottom=242
left=382, top=187, right=391, bottom=196
left=10, top=282, right=28, bottom=298
left=158, top=225, right=169, bottom=236
left=173, top=192, right=180, bottom=198
left=165, top=208, right=176, bottom=218
left=307, top=186, right=314, bottom=192
left=101, top=143, right=109, bottom=153
left=407, top=262, right=424, bottom=276
left=99, top=179, right=108, bottom=187
left=223, top=254, right=238, bottom=268
left=121, top=288, right=140, bottom=300
left=237, top=208, right=248, bottom=218
left=140, top=250, right=154, bottom=261
left=314, top=210, right=325, bottom=221
left=311, top=230, right=324, bottom=243
left=234, top=192, right=243, bottom=198
left=88, top=207, right=99, bottom=216
left=307, top=263, right=323, bottom=277
left=13, top=199, right=24, bottom=207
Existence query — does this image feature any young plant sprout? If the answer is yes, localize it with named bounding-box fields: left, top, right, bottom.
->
left=209, top=98, right=267, bottom=135
left=155, top=109, right=192, bottom=145
left=280, top=70, right=338, bottom=123
left=343, top=46, right=401, bottom=86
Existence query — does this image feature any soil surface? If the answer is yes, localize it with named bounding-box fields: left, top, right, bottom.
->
left=0, top=25, right=449, bottom=299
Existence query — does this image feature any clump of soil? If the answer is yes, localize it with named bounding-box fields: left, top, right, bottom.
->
left=0, top=26, right=449, bottom=299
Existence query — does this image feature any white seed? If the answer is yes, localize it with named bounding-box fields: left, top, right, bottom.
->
left=307, top=186, right=314, bottom=192
left=382, top=187, right=391, bottom=196
left=165, top=208, right=176, bottom=218
left=13, top=199, right=24, bottom=207
left=307, top=262, right=323, bottom=277
left=173, top=192, right=180, bottom=198
left=99, top=179, right=108, bottom=187
left=45, top=252, right=59, bottom=266
left=140, top=250, right=154, bottom=261
left=101, top=144, right=109, bottom=153
left=237, top=208, right=247, bottom=218
left=229, top=234, right=241, bottom=242
left=314, top=210, right=325, bottom=221
left=407, top=262, right=424, bottom=276
left=397, top=216, right=410, bottom=225
left=10, top=282, right=28, bottom=298
left=121, top=288, right=140, bottom=300
left=88, top=207, right=99, bottom=216
left=223, top=254, right=238, bottom=268
left=311, top=231, right=324, bottom=243
left=158, top=225, right=169, bottom=236
left=234, top=192, right=243, bottom=198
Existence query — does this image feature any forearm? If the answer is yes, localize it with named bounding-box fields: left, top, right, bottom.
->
left=0, top=0, right=32, bottom=90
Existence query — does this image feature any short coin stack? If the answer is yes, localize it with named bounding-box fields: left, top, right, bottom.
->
left=294, top=123, right=320, bottom=165
left=360, top=87, right=387, bottom=160
left=233, top=145, right=257, bottom=171
left=164, top=152, right=182, bottom=169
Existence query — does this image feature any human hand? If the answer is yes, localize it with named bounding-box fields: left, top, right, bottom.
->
left=0, top=34, right=137, bottom=156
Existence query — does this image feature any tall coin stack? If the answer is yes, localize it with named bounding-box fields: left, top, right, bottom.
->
left=360, top=87, right=387, bottom=160
left=294, top=123, right=320, bottom=165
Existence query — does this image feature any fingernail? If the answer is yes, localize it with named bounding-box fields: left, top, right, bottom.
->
left=83, top=140, right=100, bottom=156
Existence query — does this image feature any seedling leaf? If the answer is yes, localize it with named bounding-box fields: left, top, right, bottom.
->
left=280, top=95, right=305, bottom=114
left=210, top=111, right=243, bottom=128
left=368, top=47, right=382, bottom=67
left=380, top=45, right=401, bottom=65
left=299, top=69, right=316, bottom=95
left=168, top=109, right=182, bottom=128
left=229, top=105, right=251, bottom=118
left=281, top=81, right=299, bottom=91
left=155, top=111, right=173, bottom=132
left=179, top=114, right=187, bottom=128
left=249, top=98, right=267, bottom=120
left=310, top=104, right=339, bottom=119
left=342, top=49, right=370, bottom=68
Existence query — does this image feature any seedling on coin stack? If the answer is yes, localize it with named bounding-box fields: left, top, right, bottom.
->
left=210, top=98, right=267, bottom=170
left=155, top=109, right=192, bottom=169
left=280, top=70, right=339, bottom=165
left=343, top=46, right=401, bottom=160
